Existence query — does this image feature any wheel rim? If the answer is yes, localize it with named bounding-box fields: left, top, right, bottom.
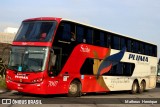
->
left=140, top=81, right=145, bottom=92
left=140, top=83, right=143, bottom=91
left=69, top=83, right=78, bottom=94
left=133, top=83, right=138, bottom=92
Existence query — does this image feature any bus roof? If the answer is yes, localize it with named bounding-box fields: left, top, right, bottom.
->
left=23, top=17, right=156, bottom=46
left=23, top=17, right=62, bottom=23
left=61, top=18, right=157, bottom=46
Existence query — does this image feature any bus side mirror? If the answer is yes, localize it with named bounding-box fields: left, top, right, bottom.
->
left=49, top=52, right=57, bottom=76
left=50, top=53, right=56, bottom=67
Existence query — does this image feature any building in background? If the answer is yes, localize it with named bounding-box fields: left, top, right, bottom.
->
left=0, top=32, right=16, bottom=44
left=0, top=32, right=15, bottom=65
left=0, top=28, right=17, bottom=76
left=0, top=27, right=18, bottom=44
left=4, top=27, right=18, bottom=34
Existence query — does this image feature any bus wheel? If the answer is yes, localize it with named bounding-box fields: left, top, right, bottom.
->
left=67, top=80, right=81, bottom=97
left=138, top=81, right=146, bottom=94
left=131, top=81, right=138, bottom=94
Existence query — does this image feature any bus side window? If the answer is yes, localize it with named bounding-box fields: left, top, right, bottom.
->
left=58, top=23, right=71, bottom=41
left=145, top=44, right=150, bottom=56
left=102, top=62, right=135, bottom=76
left=86, top=28, right=93, bottom=44
left=93, top=31, right=105, bottom=47
left=107, top=34, right=111, bottom=48
left=121, top=38, right=126, bottom=49
left=112, top=36, right=120, bottom=50
left=55, top=22, right=76, bottom=43
left=116, top=63, right=123, bottom=75
left=127, top=39, right=132, bottom=52
left=80, top=58, right=94, bottom=75
left=125, top=63, right=135, bottom=76
left=76, top=25, right=84, bottom=43
left=133, top=41, right=139, bottom=53
left=110, top=65, right=117, bottom=75
left=149, top=46, right=153, bottom=56
left=139, top=43, right=144, bottom=54
left=93, top=30, right=100, bottom=46
left=153, top=46, right=157, bottom=57
left=125, top=63, right=131, bottom=76
left=100, top=32, right=105, bottom=47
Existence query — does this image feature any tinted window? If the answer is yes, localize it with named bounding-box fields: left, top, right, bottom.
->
left=103, top=62, right=135, bottom=76
left=15, top=21, right=57, bottom=42
left=76, top=25, right=84, bottom=43
left=133, top=41, right=139, bottom=53
left=144, top=44, right=149, bottom=55
left=139, top=43, right=144, bottom=54
left=86, top=28, right=93, bottom=44
left=107, top=34, right=111, bottom=47
left=81, top=58, right=135, bottom=76
left=100, top=32, right=105, bottom=46
left=80, top=58, right=94, bottom=75
left=125, top=63, right=135, bottom=76
left=116, top=63, right=123, bottom=75
left=153, top=46, right=157, bottom=57
left=121, top=38, right=126, bottom=49
left=112, top=36, right=120, bottom=49
left=149, top=45, right=153, bottom=56
left=55, top=22, right=77, bottom=43
left=127, top=39, right=132, bottom=52
left=57, top=23, right=71, bottom=41
left=93, top=30, right=99, bottom=45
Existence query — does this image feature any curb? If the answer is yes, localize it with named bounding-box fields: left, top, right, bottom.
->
left=0, top=89, right=9, bottom=94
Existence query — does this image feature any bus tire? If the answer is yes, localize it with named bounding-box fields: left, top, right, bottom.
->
left=138, top=80, right=146, bottom=94
left=67, top=80, right=81, bottom=97
left=131, top=81, right=138, bottom=94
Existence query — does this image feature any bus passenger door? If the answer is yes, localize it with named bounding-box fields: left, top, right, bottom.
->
left=47, top=47, right=70, bottom=94
left=49, top=47, right=62, bottom=77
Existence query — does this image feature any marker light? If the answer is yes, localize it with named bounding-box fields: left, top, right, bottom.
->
left=32, top=78, right=43, bottom=83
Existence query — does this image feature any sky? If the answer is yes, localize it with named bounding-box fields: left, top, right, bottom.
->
left=0, top=0, right=160, bottom=57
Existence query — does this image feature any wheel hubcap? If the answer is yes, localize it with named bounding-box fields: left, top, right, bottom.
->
left=133, top=83, right=137, bottom=92
left=69, top=84, right=78, bottom=94
left=140, top=82, right=144, bottom=91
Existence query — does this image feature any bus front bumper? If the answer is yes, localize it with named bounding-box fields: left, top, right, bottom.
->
left=6, top=79, right=47, bottom=94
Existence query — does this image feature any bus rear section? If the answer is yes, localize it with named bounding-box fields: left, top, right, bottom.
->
left=157, top=59, right=160, bottom=84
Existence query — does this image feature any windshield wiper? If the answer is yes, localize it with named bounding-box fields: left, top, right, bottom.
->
left=21, top=64, right=36, bottom=72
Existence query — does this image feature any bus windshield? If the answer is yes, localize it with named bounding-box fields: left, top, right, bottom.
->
left=14, top=21, right=57, bottom=42
left=8, top=46, right=49, bottom=72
